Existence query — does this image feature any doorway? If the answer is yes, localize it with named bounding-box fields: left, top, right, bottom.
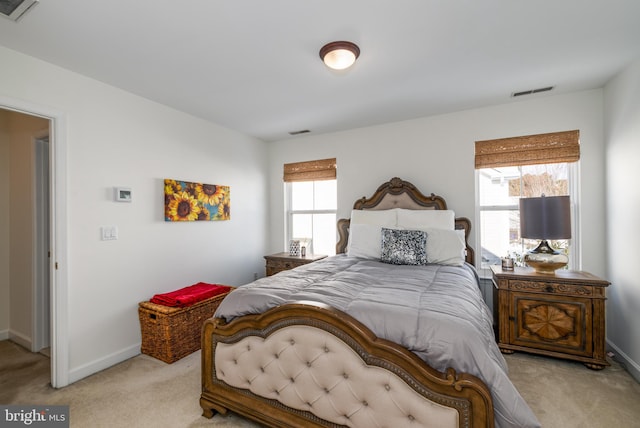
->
left=0, top=97, right=69, bottom=388
left=1, top=110, right=50, bottom=360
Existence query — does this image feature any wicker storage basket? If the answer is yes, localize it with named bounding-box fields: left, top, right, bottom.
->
left=139, top=290, right=232, bottom=363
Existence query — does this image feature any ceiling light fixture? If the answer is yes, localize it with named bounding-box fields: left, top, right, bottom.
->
left=319, top=41, right=360, bottom=70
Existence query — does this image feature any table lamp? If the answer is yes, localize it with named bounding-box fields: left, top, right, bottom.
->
left=519, top=195, right=571, bottom=274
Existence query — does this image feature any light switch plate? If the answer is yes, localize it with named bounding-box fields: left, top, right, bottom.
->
left=101, top=225, right=118, bottom=240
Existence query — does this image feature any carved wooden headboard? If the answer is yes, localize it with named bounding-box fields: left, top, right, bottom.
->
left=336, top=177, right=474, bottom=265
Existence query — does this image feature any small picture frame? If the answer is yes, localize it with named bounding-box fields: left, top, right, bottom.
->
left=289, top=240, right=300, bottom=256
left=115, top=187, right=132, bottom=202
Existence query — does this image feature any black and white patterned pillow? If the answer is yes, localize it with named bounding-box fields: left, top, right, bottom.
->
left=380, top=228, right=427, bottom=265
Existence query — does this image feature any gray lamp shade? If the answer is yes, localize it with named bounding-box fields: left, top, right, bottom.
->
left=519, top=195, right=571, bottom=240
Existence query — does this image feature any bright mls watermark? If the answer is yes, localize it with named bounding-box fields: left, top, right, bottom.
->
left=0, top=406, right=68, bottom=427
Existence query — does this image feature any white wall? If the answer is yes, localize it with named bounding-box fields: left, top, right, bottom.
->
left=268, top=90, right=607, bottom=279
left=604, top=59, right=640, bottom=381
left=0, top=46, right=269, bottom=383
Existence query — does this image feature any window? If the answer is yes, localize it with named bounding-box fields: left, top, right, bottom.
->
left=284, top=158, right=337, bottom=256
left=475, top=131, right=580, bottom=272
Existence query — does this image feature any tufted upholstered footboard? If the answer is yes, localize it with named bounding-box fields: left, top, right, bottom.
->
left=200, top=302, right=494, bottom=428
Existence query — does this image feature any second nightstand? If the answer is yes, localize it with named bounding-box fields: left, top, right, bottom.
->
left=264, top=252, right=327, bottom=276
left=491, top=265, right=610, bottom=369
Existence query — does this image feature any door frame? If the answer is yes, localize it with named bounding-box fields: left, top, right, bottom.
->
left=1, top=96, right=69, bottom=388
left=33, top=133, right=50, bottom=354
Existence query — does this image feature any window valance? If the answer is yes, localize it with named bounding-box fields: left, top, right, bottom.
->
left=283, top=158, right=336, bottom=182
left=475, top=130, right=580, bottom=169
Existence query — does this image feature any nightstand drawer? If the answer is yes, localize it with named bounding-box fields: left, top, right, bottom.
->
left=509, top=280, right=593, bottom=297
left=267, top=259, right=296, bottom=272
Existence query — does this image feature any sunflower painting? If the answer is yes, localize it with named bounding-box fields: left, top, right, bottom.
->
left=164, top=179, right=230, bottom=221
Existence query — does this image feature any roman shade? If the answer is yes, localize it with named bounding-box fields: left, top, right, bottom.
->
left=475, top=130, right=580, bottom=169
left=283, top=158, right=336, bottom=182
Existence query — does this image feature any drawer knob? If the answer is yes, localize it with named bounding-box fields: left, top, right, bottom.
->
left=545, top=285, right=554, bottom=293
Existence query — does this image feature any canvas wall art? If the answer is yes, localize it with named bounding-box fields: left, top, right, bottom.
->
left=164, top=179, right=230, bottom=221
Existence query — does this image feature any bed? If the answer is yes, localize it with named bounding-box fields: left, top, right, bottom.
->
left=200, top=177, right=540, bottom=428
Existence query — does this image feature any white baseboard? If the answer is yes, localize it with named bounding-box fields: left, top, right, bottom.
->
left=68, top=343, right=141, bottom=385
left=607, top=339, right=640, bottom=383
left=0, top=329, right=8, bottom=340
left=9, top=330, right=32, bottom=350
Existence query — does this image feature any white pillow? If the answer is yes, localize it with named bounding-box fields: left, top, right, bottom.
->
left=396, top=209, right=455, bottom=230
left=425, top=228, right=466, bottom=266
left=350, top=209, right=397, bottom=226
left=347, top=223, right=383, bottom=259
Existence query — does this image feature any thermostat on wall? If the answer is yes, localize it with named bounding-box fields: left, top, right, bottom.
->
left=115, top=187, right=132, bottom=202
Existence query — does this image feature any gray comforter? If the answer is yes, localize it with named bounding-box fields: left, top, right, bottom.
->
left=215, top=255, right=541, bottom=428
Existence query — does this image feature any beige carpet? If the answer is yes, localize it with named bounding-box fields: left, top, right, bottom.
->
left=1, top=340, right=639, bottom=427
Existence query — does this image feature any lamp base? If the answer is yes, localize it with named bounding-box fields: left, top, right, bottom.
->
left=524, top=240, right=568, bottom=274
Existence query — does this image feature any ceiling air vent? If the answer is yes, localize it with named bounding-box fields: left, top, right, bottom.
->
left=0, top=0, right=39, bottom=21
left=288, top=129, right=310, bottom=136
left=511, top=86, right=554, bottom=98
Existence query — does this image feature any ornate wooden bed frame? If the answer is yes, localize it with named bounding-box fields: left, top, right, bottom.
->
left=200, top=177, right=493, bottom=428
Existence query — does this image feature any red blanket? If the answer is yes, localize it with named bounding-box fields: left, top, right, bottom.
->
left=150, top=282, right=232, bottom=307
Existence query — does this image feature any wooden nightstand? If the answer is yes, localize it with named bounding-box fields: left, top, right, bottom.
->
left=491, top=265, right=610, bottom=369
left=264, top=252, right=327, bottom=276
